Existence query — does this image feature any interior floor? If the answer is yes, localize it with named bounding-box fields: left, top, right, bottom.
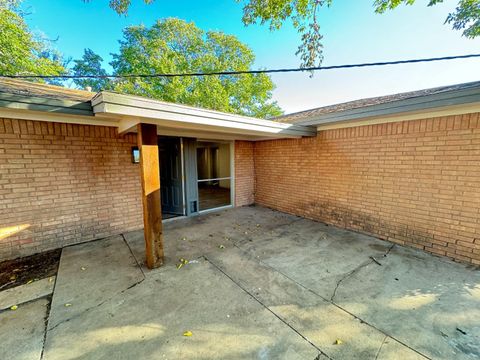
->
left=198, top=185, right=231, bottom=211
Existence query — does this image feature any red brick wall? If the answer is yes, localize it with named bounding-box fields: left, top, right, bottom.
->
left=234, top=141, right=255, bottom=207
left=0, top=118, right=143, bottom=260
left=254, top=114, right=480, bottom=265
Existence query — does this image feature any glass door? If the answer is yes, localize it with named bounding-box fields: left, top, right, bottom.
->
left=196, top=141, right=232, bottom=211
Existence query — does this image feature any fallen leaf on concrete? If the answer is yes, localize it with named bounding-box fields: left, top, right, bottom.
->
left=26, top=280, right=33, bottom=284
left=10, top=305, right=18, bottom=311
left=177, top=258, right=189, bottom=269
left=81, top=267, right=86, bottom=271
left=64, top=303, right=72, bottom=307
left=219, top=245, right=225, bottom=249
left=49, top=277, right=54, bottom=282
left=181, top=237, right=187, bottom=241
left=334, top=339, right=343, bottom=345
left=183, top=331, right=193, bottom=337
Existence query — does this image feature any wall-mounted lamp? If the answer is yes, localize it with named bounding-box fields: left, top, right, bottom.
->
left=131, top=147, right=140, bottom=164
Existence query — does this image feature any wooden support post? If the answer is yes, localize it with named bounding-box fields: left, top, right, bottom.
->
left=137, top=123, right=164, bottom=269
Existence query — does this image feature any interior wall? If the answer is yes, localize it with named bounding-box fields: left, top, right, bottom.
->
left=217, top=143, right=231, bottom=189
left=197, top=142, right=231, bottom=189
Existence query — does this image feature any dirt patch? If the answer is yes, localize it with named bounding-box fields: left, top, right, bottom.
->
left=0, top=250, right=61, bottom=291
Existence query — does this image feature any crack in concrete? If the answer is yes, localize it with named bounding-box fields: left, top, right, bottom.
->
left=122, top=234, right=146, bottom=278
left=46, top=273, right=146, bottom=333
left=39, top=295, right=53, bottom=360
left=229, top=242, right=430, bottom=360
left=330, top=244, right=395, bottom=302
left=42, top=237, right=147, bottom=343
left=374, top=335, right=388, bottom=360
left=330, top=260, right=372, bottom=302
left=0, top=292, right=53, bottom=315
left=40, top=247, right=63, bottom=360
left=204, top=255, right=333, bottom=360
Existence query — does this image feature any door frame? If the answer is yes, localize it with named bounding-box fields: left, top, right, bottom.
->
left=163, top=138, right=235, bottom=219
left=197, top=140, right=235, bottom=215
left=180, top=137, right=186, bottom=216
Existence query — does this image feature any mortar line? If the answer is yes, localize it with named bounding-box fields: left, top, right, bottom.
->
left=231, top=242, right=431, bottom=360
left=204, top=256, right=332, bottom=360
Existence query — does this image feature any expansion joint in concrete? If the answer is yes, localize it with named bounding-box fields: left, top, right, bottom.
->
left=204, top=255, right=333, bottom=360
left=229, top=242, right=431, bottom=359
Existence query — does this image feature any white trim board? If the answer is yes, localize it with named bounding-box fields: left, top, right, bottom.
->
left=316, top=103, right=480, bottom=131
left=92, top=92, right=316, bottom=139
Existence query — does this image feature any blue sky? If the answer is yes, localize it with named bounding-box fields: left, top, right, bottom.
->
left=22, top=0, right=480, bottom=113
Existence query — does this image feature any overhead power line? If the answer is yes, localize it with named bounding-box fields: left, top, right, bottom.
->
left=2, top=53, right=480, bottom=80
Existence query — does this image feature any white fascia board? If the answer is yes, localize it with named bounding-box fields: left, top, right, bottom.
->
left=315, top=102, right=480, bottom=131
left=92, top=92, right=316, bottom=137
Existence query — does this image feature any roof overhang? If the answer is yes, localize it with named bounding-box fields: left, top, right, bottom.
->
left=91, top=92, right=316, bottom=140
left=295, top=83, right=480, bottom=130
left=0, top=80, right=315, bottom=141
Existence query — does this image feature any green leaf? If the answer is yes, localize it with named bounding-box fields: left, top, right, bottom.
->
left=0, top=6, right=66, bottom=83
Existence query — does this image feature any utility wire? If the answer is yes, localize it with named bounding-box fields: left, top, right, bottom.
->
left=2, top=53, right=480, bottom=79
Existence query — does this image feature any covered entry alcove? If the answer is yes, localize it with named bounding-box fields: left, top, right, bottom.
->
left=91, top=92, right=315, bottom=268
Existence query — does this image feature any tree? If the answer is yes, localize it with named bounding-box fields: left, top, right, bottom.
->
left=374, top=1, right=480, bottom=38
left=93, top=0, right=480, bottom=68
left=103, top=18, right=282, bottom=118
left=0, top=1, right=66, bottom=82
left=240, top=0, right=480, bottom=68
left=73, top=49, right=112, bottom=91
left=83, top=0, right=153, bottom=15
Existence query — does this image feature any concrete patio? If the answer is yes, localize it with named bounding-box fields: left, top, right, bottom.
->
left=1, top=206, right=479, bottom=360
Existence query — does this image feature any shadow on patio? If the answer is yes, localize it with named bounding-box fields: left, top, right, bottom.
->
left=1, top=206, right=479, bottom=360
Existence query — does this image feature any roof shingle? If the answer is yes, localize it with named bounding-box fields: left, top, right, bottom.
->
left=0, top=78, right=94, bottom=102
left=275, top=81, right=480, bottom=124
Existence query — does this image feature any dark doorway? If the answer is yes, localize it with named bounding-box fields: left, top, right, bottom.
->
left=158, top=136, right=184, bottom=217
